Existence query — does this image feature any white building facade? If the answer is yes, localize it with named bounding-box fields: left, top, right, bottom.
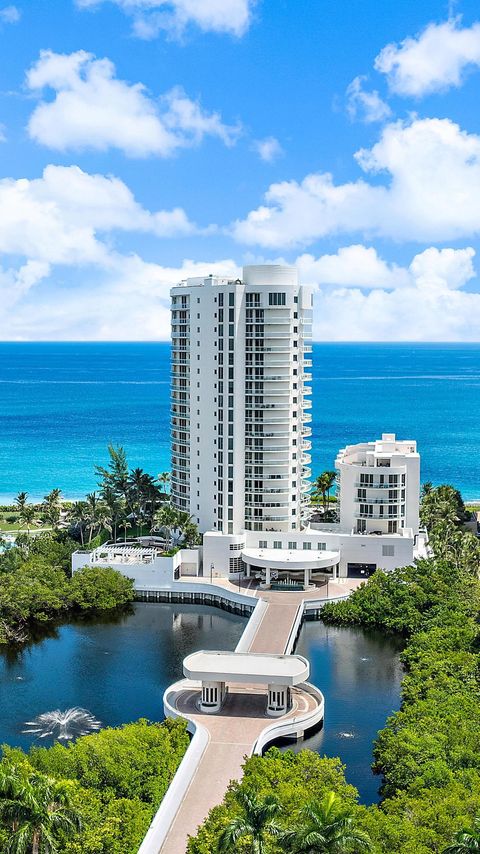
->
left=171, top=265, right=424, bottom=584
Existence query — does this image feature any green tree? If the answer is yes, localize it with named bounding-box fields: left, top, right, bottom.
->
left=281, top=792, right=372, bottom=853
left=218, top=790, right=282, bottom=853
left=153, top=504, right=179, bottom=549
left=69, top=566, right=134, bottom=611
left=95, top=445, right=129, bottom=501
left=313, top=472, right=336, bottom=512
left=68, top=501, right=89, bottom=547
left=0, top=765, right=82, bottom=854
left=20, top=505, right=36, bottom=537
left=158, top=471, right=170, bottom=495
left=42, top=489, right=63, bottom=532
left=443, top=817, right=480, bottom=853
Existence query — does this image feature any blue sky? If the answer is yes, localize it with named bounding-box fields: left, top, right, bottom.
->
left=2, top=0, right=480, bottom=340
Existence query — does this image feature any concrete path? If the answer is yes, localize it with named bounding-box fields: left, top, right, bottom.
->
left=160, top=684, right=315, bottom=854
left=158, top=586, right=326, bottom=854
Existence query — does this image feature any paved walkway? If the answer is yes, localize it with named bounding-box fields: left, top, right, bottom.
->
left=158, top=582, right=352, bottom=854
left=160, top=684, right=315, bottom=853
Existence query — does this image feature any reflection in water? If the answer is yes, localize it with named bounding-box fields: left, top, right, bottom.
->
left=290, top=620, right=404, bottom=805
left=0, top=603, right=246, bottom=751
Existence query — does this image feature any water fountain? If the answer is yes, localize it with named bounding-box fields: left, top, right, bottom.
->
left=22, top=707, right=102, bottom=740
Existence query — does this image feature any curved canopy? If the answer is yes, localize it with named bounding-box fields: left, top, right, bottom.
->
left=241, top=547, right=340, bottom=571
left=183, top=650, right=309, bottom=686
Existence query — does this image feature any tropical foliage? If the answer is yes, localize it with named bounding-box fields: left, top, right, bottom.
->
left=0, top=718, right=189, bottom=854
left=0, top=533, right=134, bottom=644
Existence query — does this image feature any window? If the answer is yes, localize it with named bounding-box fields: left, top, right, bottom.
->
left=303, top=542, right=312, bottom=550
left=382, top=545, right=395, bottom=557
left=269, top=292, right=286, bottom=306
left=229, top=293, right=235, bottom=306
left=259, top=540, right=267, bottom=548
left=288, top=541, right=297, bottom=550
left=317, top=542, right=327, bottom=551
left=273, top=540, right=282, bottom=549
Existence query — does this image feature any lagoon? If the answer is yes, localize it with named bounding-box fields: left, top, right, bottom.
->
left=0, top=603, right=403, bottom=805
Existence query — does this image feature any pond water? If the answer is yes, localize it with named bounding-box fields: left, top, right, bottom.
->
left=0, top=604, right=403, bottom=804
left=293, top=620, right=404, bottom=804
left=0, top=603, right=246, bottom=749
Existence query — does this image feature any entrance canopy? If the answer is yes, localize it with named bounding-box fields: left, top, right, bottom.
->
left=183, top=650, right=309, bottom=686
left=241, top=547, right=340, bottom=571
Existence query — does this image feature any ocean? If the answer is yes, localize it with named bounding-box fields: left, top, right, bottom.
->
left=0, top=341, right=479, bottom=502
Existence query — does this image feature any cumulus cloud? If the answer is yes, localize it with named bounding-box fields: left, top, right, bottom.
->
left=76, top=0, right=254, bottom=39
left=26, top=50, right=240, bottom=157
left=0, top=5, right=20, bottom=24
left=375, top=17, right=480, bottom=97
left=0, top=163, right=195, bottom=266
left=0, top=256, right=241, bottom=340
left=232, top=117, right=480, bottom=248
left=253, top=136, right=284, bottom=163
left=346, top=76, right=392, bottom=123
left=295, top=245, right=411, bottom=289
left=310, top=246, right=479, bottom=341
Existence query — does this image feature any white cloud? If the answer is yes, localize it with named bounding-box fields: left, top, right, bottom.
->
left=26, top=50, right=240, bottom=157
left=0, top=5, right=20, bottom=23
left=253, top=136, right=284, bottom=163
left=0, top=163, right=195, bottom=266
left=346, top=76, right=392, bottom=123
left=311, top=246, right=479, bottom=341
left=375, top=17, right=480, bottom=97
left=0, top=256, right=240, bottom=340
left=76, top=0, right=254, bottom=39
left=232, top=117, right=480, bottom=248
left=296, top=245, right=410, bottom=289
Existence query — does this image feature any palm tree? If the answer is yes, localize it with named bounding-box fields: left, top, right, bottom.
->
left=84, top=493, right=110, bottom=545
left=42, top=488, right=62, bottom=531
left=0, top=766, right=82, bottom=854
left=95, top=444, right=129, bottom=500
left=152, top=504, right=179, bottom=549
left=158, top=471, right=171, bottom=496
left=443, top=817, right=480, bottom=852
left=281, top=791, right=372, bottom=854
left=218, top=790, right=282, bottom=853
left=314, top=472, right=337, bottom=512
left=101, top=487, right=125, bottom=543
left=19, top=505, right=36, bottom=537
left=69, top=501, right=89, bottom=547
left=14, top=492, right=28, bottom=513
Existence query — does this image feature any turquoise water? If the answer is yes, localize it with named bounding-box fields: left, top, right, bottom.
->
left=0, top=341, right=479, bottom=501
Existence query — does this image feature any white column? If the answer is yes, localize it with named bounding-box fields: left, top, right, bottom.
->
left=267, top=684, right=288, bottom=716
left=304, top=567, right=310, bottom=588
left=332, top=564, right=337, bottom=580
left=245, top=563, right=251, bottom=578
left=265, top=566, right=271, bottom=586
left=200, top=681, right=225, bottom=713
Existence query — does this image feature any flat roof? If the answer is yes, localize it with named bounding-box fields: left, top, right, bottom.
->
left=183, top=650, right=309, bottom=686
left=242, top=547, right=340, bottom=569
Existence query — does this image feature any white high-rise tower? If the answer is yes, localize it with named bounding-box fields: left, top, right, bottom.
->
left=170, top=264, right=313, bottom=536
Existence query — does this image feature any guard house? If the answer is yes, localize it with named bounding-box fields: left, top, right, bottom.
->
left=183, top=650, right=310, bottom=717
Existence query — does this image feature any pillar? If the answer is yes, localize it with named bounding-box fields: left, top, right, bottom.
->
left=246, top=563, right=251, bottom=578
left=267, top=684, right=289, bottom=716
left=200, top=681, right=226, bottom=713
left=304, top=566, right=310, bottom=588
left=265, top=566, right=271, bottom=586
left=332, top=564, right=337, bottom=581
